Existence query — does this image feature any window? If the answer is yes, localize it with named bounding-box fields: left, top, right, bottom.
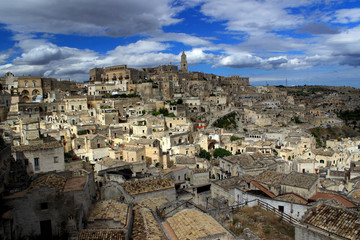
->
left=34, top=158, right=40, bottom=170
left=53, top=156, right=58, bottom=163
left=79, top=105, right=82, bottom=110
left=71, top=105, right=74, bottom=110
left=97, top=144, right=100, bottom=148
left=278, top=206, right=284, bottom=213
left=320, top=160, right=325, bottom=164
left=33, top=82, right=36, bottom=87
left=25, top=81, right=28, bottom=87
left=40, top=202, right=48, bottom=210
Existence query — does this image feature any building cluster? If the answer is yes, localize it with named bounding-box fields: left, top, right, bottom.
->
left=0, top=52, right=359, bottom=239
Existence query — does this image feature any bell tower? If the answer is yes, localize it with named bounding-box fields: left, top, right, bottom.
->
left=180, top=50, right=188, bottom=72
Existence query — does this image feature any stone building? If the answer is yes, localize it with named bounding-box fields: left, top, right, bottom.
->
left=3, top=173, right=95, bottom=240
left=122, top=145, right=146, bottom=163
left=295, top=204, right=360, bottom=240
left=12, top=141, right=65, bottom=174
left=164, top=209, right=236, bottom=240
left=102, top=178, right=176, bottom=204
left=17, top=76, right=43, bottom=103
left=278, top=171, right=319, bottom=199
left=180, top=50, right=188, bottom=73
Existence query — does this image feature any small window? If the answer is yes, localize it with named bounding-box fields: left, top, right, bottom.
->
left=97, top=144, right=100, bottom=148
left=79, top=105, right=82, bottom=110
left=40, top=202, right=48, bottom=210
left=53, top=156, right=58, bottom=163
left=34, top=158, right=40, bottom=170
left=278, top=205, right=284, bottom=213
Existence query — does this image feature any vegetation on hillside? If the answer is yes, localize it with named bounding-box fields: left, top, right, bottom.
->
left=103, top=93, right=140, bottom=98
left=231, top=135, right=242, bottom=141
left=151, top=108, right=175, bottom=117
left=213, top=112, right=238, bottom=130
left=309, top=126, right=360, bottom=148
left=227, top=206, right=295, bottom=239
left=337, top=108, right=360, bottom=121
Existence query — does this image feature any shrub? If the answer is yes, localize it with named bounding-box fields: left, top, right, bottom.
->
left=199, top=148, right=211, bottom=160
left=213, top=148, right=232, bottom=158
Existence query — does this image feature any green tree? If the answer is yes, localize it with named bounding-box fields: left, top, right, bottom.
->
left=199, top=148, right=211, bottom=160
left=213, top=148, right=232, bottom=158
left=159, top=108, right=169, bottom=116
left=230, top=135, right=241, bottom=141
left=176, top=98, right=183, bottom=104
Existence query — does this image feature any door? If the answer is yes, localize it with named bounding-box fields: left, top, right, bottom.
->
left=40, top=220, right=52, bottom=239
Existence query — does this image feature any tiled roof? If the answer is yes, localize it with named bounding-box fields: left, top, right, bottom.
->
left=222, top=154, right=254, bottom=167
left=310, top=192, right=356, bottom=208
left=4, top=174, right=88, bottom=199
left=12, top=141, right=62, bottom=152
left=250, top=181, right=276, bottom=198
left=348, top=190, right=360, bottom=200
left=254, top=171, right=287, bottom=187
left=29, top=174, right=66, bottom=192
left=165, top=209, right=230, bottom=240
left=303, top=204, right=360, bottom=239
left=275, top=193, right=308, bottom=204
left=175, top=156, right=196, bottom=164
left=312, top=148, right=335, bottom=156
left=132, top=207, right=166, bottom=240
left=279, top=172, right=318, bottom=189
left=63, top=176, right=87, bottom=192
left=162, top=166, right=186, bottom=176
left=121, top=178, right=174, bottom=195
left=138, top=198, right=168, bottom=211
left=88, top=200, right=129, bottom=226
left=78, top=229, right=126, bottom=240
left=213, top=176, right=250, bottom=188
left=193, top=168, right=208, bottom=173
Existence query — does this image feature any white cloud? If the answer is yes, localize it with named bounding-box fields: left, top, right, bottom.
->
left=199, top=0, right=310, bottom=34
left=331, top=8, right=360, bottom=24
left=0, top=37, right=215, bottom=80
left=150, top=32, right=213, bottom=47
left=183, top=48, right=216, bottom=64
left=0, top=53, right=10, bottom=64
left=0, top=0, right=181, bottom=36
left=215, top=52, right=313, bottom=70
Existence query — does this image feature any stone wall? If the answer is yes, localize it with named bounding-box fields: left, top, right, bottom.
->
left=295, top=224, right=340, bottom=240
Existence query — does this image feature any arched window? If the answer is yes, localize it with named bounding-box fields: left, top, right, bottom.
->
left=320, top=160, right=325, bottom=164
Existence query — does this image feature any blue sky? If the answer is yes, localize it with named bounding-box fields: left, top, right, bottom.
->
left=0, top=0, right=359, bottom=87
